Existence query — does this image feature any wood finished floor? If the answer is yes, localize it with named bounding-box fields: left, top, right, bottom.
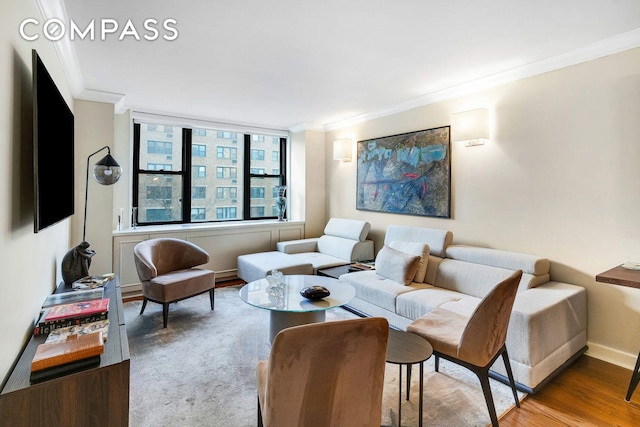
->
left=500, top=355, right=640, bottom=426
left=127, top=279, right=640, bottom=425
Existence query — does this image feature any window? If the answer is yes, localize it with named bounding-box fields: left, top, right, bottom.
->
left=216, top=187, right=237, bottom=199
left=191, top=207, right=206, bottom=220
left=251, top=149, right=265, bottom=161
left=192, top=144, right=206, bottom=157
left=147, top=163, right=172, bottom=171
left=216, top=207, right=237, bottom=219
left=251, top=187, right=265, bottom=198
left=192, top=165, right=206, bottom=178
left=133, top=121, right=286, bottom=225
left=216, top=166, right=237, bottom=179
left=245, top=133, right=286, bottom=220
left=192, top=186, right=206, bottom=199
left=217, top=146, right=237, bottom=159
left=148, top=140, right=172, bottom=155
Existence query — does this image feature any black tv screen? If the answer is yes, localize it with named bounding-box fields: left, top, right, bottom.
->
left=32, top=49, right=75, bottom=233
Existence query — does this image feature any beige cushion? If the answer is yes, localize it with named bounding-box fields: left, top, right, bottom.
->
left=388, top=241, right=430, bottom=283
left=375, top=245, right=420, bottom=285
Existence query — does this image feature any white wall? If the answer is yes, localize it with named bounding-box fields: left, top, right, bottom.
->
left=1, top=2, right=74, bottom=383
left=326, top=47, right=640, bottom=369
left=72, top=100, right=117, bottom=276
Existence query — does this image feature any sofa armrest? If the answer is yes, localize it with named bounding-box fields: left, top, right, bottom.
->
left=317, top=235, right=374, bottom=261
left=277, top=238, right=319, bottom=254
left=507, top=281, right=587, bottom=367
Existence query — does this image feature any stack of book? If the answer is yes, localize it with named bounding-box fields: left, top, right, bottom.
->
left=34, top=297, right=110, bottom=336
left=30, top=332, right=104, bottom=383
left=30, top=290, right=111, bottom=382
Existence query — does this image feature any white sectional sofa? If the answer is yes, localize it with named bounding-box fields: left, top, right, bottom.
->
left=237, top=218, right=374, bottom=283
left=339, top=225, right=587, bottom=393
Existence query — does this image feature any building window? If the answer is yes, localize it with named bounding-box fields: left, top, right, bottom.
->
left=251, top=149, right=265, bottom=161
left=191, top=207, right=206, bottom=220
left=192, top=186, right=206, bottom=199
left=216, top=187, right=237, bottom=199
left=217, top=146, right=237, bottom=159
left=148, top=140, right=172, bottom=155
left=216, top=207, right=237, bottom=219
left=147, top=163, right=172, bottom=171
left=192, top=144, right=206, bottom=157
left=251, top=187, right=265, bottom=198
left=133, top=121, right=286, bottom=225
left=192, top=165, right=206, bottom=178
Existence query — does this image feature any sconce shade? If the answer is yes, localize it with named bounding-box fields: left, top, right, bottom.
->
left=451, top=108, right=489, bottom=146
left=333, top=138, right=352, bottom=161
left=93, top=153, right=122, bottom=185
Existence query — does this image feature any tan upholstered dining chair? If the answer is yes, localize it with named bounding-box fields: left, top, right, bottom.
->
left=133, top=238, right=215, bottom=328
left=256, top=317, right=389, bottom=427
left=407, top=270, right=523, bottom=427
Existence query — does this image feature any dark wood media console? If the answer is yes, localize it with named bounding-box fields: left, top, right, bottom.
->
left=0, top=277, right=130, bottom=427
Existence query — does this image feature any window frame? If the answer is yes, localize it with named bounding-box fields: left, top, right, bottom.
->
left=133, top=121, right=287, bottom=225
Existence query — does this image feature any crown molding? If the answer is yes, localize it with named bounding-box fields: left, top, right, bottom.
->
left=324, top=28, right=640, bottom=131
left=288, top=122, right=325, bottom=133
left=35, top=0, right=84, bottom=96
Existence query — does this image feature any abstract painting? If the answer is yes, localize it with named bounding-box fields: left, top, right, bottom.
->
left=356, top=126, right=450, bottom=218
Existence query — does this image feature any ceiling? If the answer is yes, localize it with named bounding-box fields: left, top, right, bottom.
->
left=51, top=0, right=640, bottom=131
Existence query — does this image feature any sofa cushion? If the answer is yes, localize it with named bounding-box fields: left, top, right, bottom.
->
left=435, top=259, right=520, bottom=299
left=388, top=241, right=430, bottom=283
left=339, top=270, right=431, bottom=312
left=375, top=246, right=421, bottom=285
left=384, top=225, right=452, bottom=258
left=324, top=218, right=371, bottom=242
left=446, top=245, right=550, bottom=276
left=395, top=287, right=481, bottom=320
left=287, top=252, right=350, bottom=271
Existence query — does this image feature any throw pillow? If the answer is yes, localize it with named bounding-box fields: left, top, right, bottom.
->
left=375, top=245, right=421, bottom=285
left=388, top=241, right=430, bottom=283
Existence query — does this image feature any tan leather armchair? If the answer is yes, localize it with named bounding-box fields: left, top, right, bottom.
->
left=256, top=317, right=389, bottom=427
left=133, top=238, right=215, bottom=328
left=408, top=270, right=523, bottom=427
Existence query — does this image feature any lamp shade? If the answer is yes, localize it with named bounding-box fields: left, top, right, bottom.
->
left=92, top=153, right=122, bottom=185
left=451, top=109, right=489, bottom=146
left=333, top=138, right=352, bottom=161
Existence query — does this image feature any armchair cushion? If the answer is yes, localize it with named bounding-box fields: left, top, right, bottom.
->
left=375, top=245, right=420, bottom=285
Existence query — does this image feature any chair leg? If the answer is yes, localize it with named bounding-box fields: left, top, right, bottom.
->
left=435, top=354, right=440, bottom=372
left=476, top=369, right=499, bottom=427
left=139, top=298, right=148, bottom=315
left=257, top=395, right=264, bottom=427
left=209, top=288, right=215, bottom=310
left=501, top=349, right=520, bottom=407
left=162, top=303, right=169, bottom=328
left=625, top=350, right=640, bottom=401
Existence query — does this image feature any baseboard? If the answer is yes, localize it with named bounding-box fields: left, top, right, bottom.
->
left=585, top=341, right=639, bottom=370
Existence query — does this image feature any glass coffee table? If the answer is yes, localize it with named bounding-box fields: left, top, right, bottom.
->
left=239, top=275, right=356, bottom=343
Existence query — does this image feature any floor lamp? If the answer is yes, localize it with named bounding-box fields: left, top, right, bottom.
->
left=61, top=146, right=122, bottom=285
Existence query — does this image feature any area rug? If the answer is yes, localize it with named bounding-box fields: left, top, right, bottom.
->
left=124, top=285, right=524, bottom=426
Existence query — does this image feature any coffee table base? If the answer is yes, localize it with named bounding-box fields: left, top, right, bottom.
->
left=270, top=311, right=326, bottom=343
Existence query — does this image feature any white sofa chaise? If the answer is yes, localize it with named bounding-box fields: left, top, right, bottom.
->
left=236, top=218, right=374, bottom=283
left=339, top=225, right=587, bottom=393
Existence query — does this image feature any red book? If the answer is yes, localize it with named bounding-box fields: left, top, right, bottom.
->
left=44, top=298, right=110, bottom=322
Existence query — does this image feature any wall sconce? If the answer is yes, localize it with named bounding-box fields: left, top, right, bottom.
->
left=451, top=108, right=489, bottom=147
left=333, top=138, right=353, bottom=162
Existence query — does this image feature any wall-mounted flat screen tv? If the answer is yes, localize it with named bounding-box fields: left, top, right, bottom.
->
left=32, top=49, right=75, bottom=233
